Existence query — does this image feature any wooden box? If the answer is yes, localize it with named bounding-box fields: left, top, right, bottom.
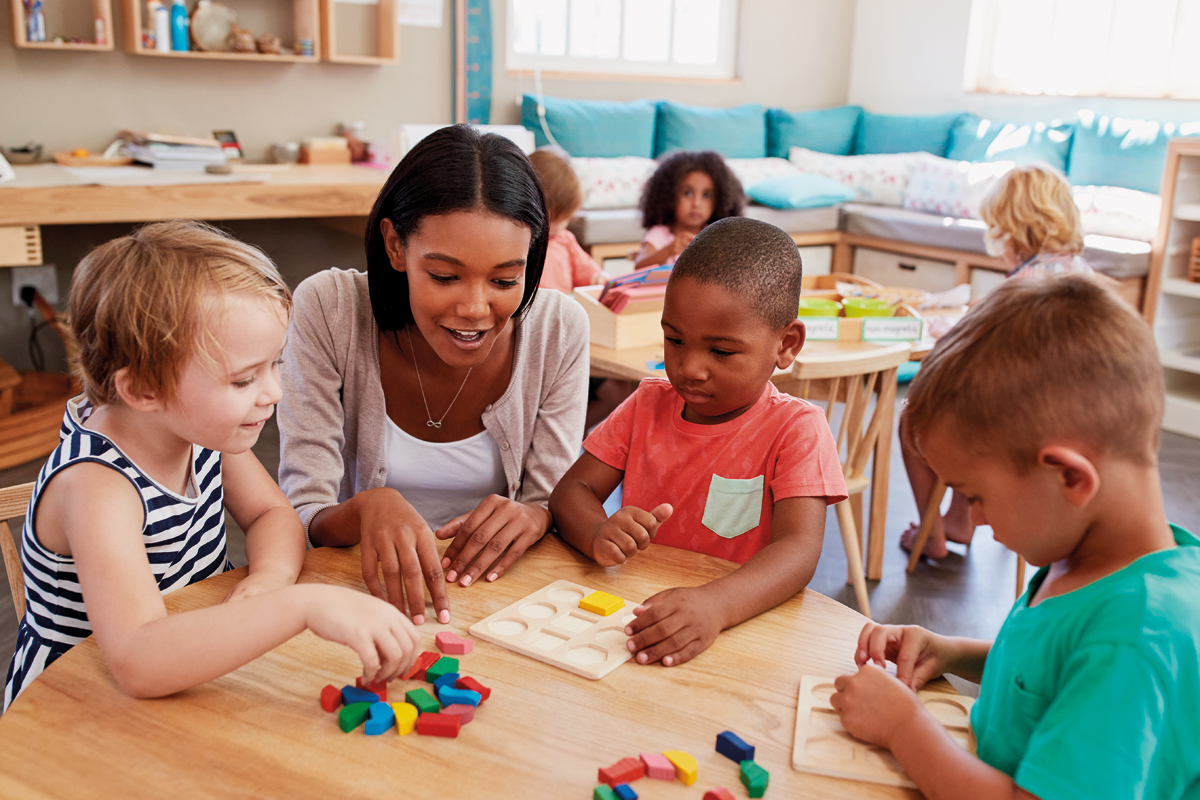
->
left=1190, top=237, right=1200, bottom=283
left=0, top=226, right=42, bottom=267
left=573, top=285, right=663, bottom=350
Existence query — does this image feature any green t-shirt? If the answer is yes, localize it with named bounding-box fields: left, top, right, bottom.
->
left=972, top=524, right=1200, bottom=800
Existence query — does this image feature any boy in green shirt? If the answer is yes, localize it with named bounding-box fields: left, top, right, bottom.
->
left=831, top=275, right=1200, bottom=800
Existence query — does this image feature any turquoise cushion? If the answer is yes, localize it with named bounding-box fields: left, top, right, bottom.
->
left=521, top=95, right=658, bottom=158
left=655, top=101, right=766, bottom=158
left=947, top=115, right=1074, bottom=171
left=746, top=174, right=855, bottom=209
left=766, top=106, right=862, bottom=157
left=853, top=111, right=966, bottom=156
left=1068, top=112, right=1200, bottom=194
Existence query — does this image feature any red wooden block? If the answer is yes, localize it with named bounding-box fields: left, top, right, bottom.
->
left=441, top=703, right=475, bottom=724
left=354, top=676, right=387, bottom=701
left=455, top=676, right=491, bottom=703
left=435, top=631, right=474, bottom=655
left=320, top=684, right=342, bottom=713
left=599, top=757, right=645, bottom=787
left=703, top=789, right=735, bottom=800
left=415, top=712, right=462, bottom=738
left=404, top=651, right=441, bottom=681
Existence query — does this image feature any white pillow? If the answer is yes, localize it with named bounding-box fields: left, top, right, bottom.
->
left=1072, top=184, right=1161, bottom=242
left=903, top=153, right=1014, bottom=219
left=724, top=157, right=802, bottom=192
left=570, top=156, right=657, bottom=210
left=788, top=147, right=920, bottom=206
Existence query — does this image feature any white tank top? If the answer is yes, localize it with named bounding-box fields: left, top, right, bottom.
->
left=383, top=416, right=508, bottom=529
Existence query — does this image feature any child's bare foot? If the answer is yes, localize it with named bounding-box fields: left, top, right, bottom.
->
left=899, top=521, right=950, bottom=560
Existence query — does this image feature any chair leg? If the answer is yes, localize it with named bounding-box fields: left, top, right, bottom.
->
left=835, top=500, right=871, bottom=618
left=906, top=478, right=947, bottom=573
left=1016, top=555, right=1027, bottom=599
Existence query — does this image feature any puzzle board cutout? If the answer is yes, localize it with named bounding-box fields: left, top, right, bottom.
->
left=468, top=580, right=635, bottom=680
left=791, top=675, right=977, bottom=788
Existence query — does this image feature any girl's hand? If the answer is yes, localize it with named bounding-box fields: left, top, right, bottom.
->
left=831, top=663, right=924, bottom=750
left=624, top=585, right=721, bottom=667
left=222, top=568, right=295, bottom=603
left=591, top=504, right=672, bottom=566
left=855, top=622, right=949, bottom=691
left=355, top=487, right=450, bottom=625
left=303, top=585, right=421, bottom=685
left=435, top=496, right=551, bottom=586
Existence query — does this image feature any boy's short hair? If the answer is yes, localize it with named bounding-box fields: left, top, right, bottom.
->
left=69, top=220, right=291, bottom=407
left=980, top=163, right=1083, bottom=260
left=904, top=274, right=1162, bottom=468
left=670, top=217, right=802, bottom=330
left=529, top=148, right=582, bottom=222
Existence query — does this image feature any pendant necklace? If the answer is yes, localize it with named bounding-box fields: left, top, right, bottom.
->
left=402, top=327, right=473, bottom=428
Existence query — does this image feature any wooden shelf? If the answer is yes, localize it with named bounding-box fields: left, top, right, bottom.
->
left=320, top=0, right=395, bottom=64
left=1174, top=203, right=1200, bottom=222
left=10, top=0, right=114, bottom=50
left=1164, top=382, right=1200, bottom=439
left=1163, top=277, right=1200, bottom=300
left=130, top=48, right=315, bottom=61
left=122, top=0, right=320, bottom=61
left=1161, top=348, right=1200, bottom=376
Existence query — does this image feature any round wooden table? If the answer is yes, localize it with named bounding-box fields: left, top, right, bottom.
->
left=0, top=535, right=937, bottom=798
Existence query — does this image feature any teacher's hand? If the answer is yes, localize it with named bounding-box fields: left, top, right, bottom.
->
left=355, top=487, right=450, bottom=625
left=435, top=496, right=551, bottom=586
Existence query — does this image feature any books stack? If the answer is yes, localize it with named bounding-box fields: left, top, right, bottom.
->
left=118, top=131, right=226, bottom=170
left=598, top=266, right=672, bottom=313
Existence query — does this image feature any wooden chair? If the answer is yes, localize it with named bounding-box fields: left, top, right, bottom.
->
left=777, top=342, right=914, bottom=618
left=906, top=478, right=1028, bottom=599
left=0, top=482, right=35, bottom=619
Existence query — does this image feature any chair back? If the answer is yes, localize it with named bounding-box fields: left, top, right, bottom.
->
left=0, top=482, right=34, bottom=620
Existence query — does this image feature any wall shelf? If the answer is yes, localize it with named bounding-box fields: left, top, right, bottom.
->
left=320, top=0, right=395, bottom=64
left=121, top=0, right=320, bottom=61
left=1163, top=277, right=1200, bottom=300
left=10, top=0, right=114, bottom=50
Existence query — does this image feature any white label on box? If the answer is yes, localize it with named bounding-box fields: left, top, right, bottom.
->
left=801, top=317, right=839, bottom=341
left=862, top=317, right=923, bottom=341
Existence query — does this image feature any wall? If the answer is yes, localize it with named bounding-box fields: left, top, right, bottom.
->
left=847, top=0, right=1200, bottom=123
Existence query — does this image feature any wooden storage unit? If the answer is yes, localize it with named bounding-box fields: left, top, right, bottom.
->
left=573, top=285, right=663, bottom=350
left=0, top=226, right=42, bottom=267
left=319, top=0, right=396, bottom=64
left=122, top=0, right=320, bottom=60
left=10, top=0, right=114, bottom=49
left=852, top=247, right=959, bottom=294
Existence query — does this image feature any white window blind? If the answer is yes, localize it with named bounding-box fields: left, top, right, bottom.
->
left=964, top=0, right=1200, bottom=99
left=507, top=0, right=738, bottom=80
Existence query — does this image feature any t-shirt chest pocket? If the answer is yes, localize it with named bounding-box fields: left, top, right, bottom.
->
left=701, top=474, right=765, bottom=539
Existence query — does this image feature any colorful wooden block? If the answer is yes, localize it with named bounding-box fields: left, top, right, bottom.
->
left=405, top=687, right=440, bottom=715
left=598, top=757, right=644, bottom=787
left=614, top=783, right=638, bottom=800
left=425, top=656, right=459, bottom=683
left=354, top=676, right=388, bottom=701
left=716, top=730, right=755, bottom=763
left=663, top=750, right=698, bottom=785
left=432, top=672, right=460, bottom=694
left=363, top=701, right=395, bottom=735
left=740, top=760, right=769, bottom=798
left=640, top=752, right=675, bottom=780
left=340, top=685, right=379, bottom=706
left=415, top=712, right=462, bottom=738
left=391, top=702, right=418, bottom=735
left=455, top=676, right=491, bottom=702
left=435, top=631, right=474, bottom=655
left=404, top=650, right=441, bottom=680
left=320, top=684, right=342, bottom=713
left=579, top=590, right=625, bottom=616
left=592, top=786, right=617, bottom=800
left=441, top=703, right=475, bottom=724
left=703, top=789, right=735, bottom=800
left=437, top=686, right=481, bottom=707
left=337, top=701, right=372, bottom=733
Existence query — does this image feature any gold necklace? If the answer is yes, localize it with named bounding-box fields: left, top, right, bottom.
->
left=402, top=328, right=473, bottom=429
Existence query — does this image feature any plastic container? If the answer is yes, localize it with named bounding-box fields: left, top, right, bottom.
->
left=796, top=298, right=843, bottom=317
left=170, top=0, right=189, bottom=51
left=843, top=298, right=895, bottom=317
left=152, top=0, right=171, bottom=51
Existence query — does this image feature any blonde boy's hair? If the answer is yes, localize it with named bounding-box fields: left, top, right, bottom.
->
left=69, top=220, right=291, bottom=407
left=904, top=274, right=1162, bottom=468
left=979, top=163, right=1083, bottom=261
left=529, top=148, right=582, bottom=222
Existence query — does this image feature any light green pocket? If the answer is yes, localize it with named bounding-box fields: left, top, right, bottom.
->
left=701, top=474, right=765, bottom=539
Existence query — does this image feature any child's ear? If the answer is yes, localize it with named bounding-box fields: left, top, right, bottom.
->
left=380, top=220, right=407, bottom=274
left=775, top=319, right=806, bottom=369
left=1036, top=445, right=1100, bottom=508
left=112, top=368, right=162, bottom=413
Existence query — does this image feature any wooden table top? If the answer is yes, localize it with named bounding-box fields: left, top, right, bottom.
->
left=0, top=535, right=941, bottom=799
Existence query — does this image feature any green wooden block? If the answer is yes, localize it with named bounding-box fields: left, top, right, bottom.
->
left=424, top=657, right=459, bottom=683
left=405, top=687, right=440, bottom=715
left=740, top=760, right=769, bottom=798
left=592, top=786, right=617, bottom=800
left=338, top=701, right=372, bottom=732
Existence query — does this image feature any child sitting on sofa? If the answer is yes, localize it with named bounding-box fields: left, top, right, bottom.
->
left=529, top=148, right=606, bottom=293
left=634, top=150, right=744, bottom=270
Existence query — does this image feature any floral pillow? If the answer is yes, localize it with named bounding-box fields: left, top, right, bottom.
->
left=788, top=147, right=920, bottom=206
left=725, top=158, right=802, bottom=193
left=570, top=156, right=657, bottom=210
left=1072, top=184, right=1161, bottom=242
left=902, top=153, right=1013, bottom=219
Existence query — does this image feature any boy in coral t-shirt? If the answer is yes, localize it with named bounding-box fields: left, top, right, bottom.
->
left=550, top=217, right=846, bottom=668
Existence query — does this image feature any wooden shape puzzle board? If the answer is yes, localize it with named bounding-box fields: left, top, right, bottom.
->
left=468, top=580, right=635, bottom=680
left=791, top=675, right=977, bottom=788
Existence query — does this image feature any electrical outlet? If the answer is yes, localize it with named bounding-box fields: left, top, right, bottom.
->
left=12, top=264, right=58, bottom=307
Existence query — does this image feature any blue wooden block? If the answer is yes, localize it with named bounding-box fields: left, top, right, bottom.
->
left=432, top=672, right=460, bottom=694
left=437, top=686, right=481, bottom=707
left=716, top=730, right=755, bottom=763
left=363, top=701, right=395, bottom=735
left=614, top=783, right=638, bottom=800
left=341, top=685, right=380, bottom=706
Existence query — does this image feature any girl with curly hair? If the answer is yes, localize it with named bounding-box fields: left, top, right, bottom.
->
left=634, top=150, right=744, bottom=270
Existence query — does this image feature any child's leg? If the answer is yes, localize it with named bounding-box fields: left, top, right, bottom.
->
left=942, top=489, right=974, bottom=545
left=898, top=415, right=950, bottom=559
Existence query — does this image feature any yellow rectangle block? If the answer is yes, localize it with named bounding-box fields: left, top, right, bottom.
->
left=663, top=750, right=697, bottom=785
left=579, top=590, right=624, bottom=617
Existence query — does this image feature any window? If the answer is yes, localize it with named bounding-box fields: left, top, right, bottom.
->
left=507, top=0, right=739, bottom=80
left=964, top=0, right=1200, bottom=99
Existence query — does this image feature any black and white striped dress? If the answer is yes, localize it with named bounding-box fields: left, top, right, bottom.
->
left=3, top=397, right=230, bottom=710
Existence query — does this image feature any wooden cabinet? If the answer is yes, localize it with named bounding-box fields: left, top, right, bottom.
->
left=9, top=0, right=113, bottom=50
left=120, top=0, right=320, bottom=61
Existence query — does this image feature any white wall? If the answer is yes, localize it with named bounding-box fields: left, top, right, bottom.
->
left=847, top=0, right=1200, bottom=124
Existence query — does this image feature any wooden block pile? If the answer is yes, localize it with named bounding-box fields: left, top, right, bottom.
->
left=591, top=730, right=769, bottom=798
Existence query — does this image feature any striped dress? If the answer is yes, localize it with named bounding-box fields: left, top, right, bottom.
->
left=3, top=396, right=230, bottom=710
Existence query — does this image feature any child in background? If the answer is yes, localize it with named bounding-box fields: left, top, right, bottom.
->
left=4, top=221, right=419, bottom=710
left=902, top=162, right=1094, bottom=559
left=529, top=149, right=606, bottom=293
left=634, top=150, right=744, bottom=270
left=832, top=275, right=1199, bottom=800
left=551, top=218, right=846, bottom=667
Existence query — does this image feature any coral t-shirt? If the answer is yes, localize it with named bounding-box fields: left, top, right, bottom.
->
left=540, top=229, right=605, bottom=293
left=584, top=378, right=848, bottom=564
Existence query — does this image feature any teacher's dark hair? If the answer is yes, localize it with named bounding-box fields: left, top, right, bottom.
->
left=365, top=125, right=549, bottom=331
